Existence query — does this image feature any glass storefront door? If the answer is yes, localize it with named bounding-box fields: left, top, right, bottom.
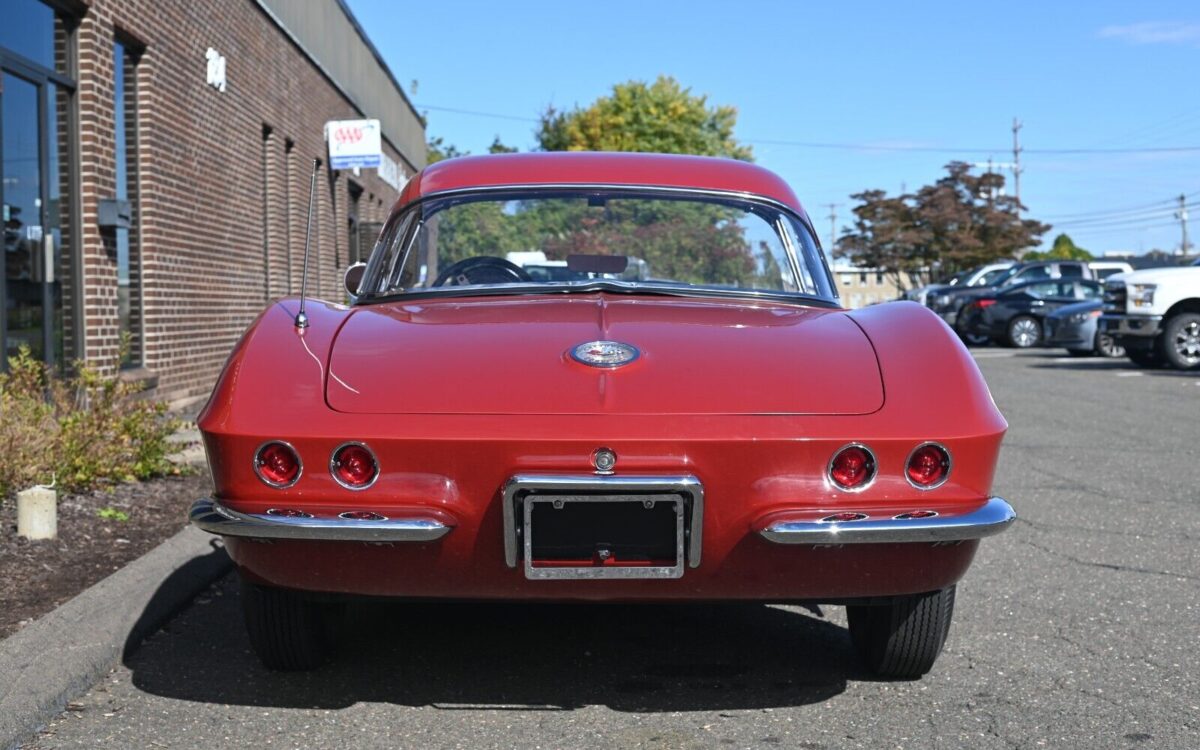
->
left=1, top=0, right=72, bottom=368
left=1, top=71, right=52, bottom=362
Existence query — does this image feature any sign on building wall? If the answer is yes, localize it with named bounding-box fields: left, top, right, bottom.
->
left=377, top=153, right=407, bottom=193
left=325, top=119, right=382, bottom=170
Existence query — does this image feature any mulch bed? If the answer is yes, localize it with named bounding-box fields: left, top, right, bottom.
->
left=0, top=472, right=213, bottom=640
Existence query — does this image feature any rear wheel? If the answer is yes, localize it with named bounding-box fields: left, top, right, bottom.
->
left=1158, top=313, right=1200, bottom=370
left=847, top=586, right=956, bottom=679
left=1007, top=316, right=1042, bottom=348
left=241, top=580, right=331, bottom=670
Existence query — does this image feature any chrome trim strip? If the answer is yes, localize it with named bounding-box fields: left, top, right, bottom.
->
left=502, top=474, right=704, bottom=569
left=189, top=497, right=450, bottom=542
left=759, top=496, right=1015, bottom=545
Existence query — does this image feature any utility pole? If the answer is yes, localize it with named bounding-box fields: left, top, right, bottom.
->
left=824, top=203, right=839, bottom=252
left=1177, top=194, right=1190, bottom=257
left=1012, top=118, right=1023, bottom=213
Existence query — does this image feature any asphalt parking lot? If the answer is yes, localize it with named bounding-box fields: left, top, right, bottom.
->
left=26, top=350, right=1200, bottom=750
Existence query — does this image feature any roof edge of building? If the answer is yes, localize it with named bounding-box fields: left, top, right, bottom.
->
left=253, top=0, right=426, bottom=171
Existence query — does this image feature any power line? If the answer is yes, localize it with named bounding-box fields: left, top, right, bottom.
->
left=417, top=104, right=539, bottom=123
left=414, top=103, right=1200, bottom=155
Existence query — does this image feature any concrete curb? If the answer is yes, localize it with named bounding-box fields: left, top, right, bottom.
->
left=0, top=525, right=231, bottom=750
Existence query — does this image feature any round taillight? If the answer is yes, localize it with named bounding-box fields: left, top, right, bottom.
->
left=829, top=444, right=876, bottom=491
left=331, top=443, right=378, bottom=490
left=906, top=443, right=951, bottom=489
left=254, top=441, right=301, bottom=488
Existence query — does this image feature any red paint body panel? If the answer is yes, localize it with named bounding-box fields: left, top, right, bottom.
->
left=326, top=295, right=883, bottom=415
left=396, top=152, right=807, bottom=216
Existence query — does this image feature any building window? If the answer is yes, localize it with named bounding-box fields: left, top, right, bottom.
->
left=876, top=272, right=884, bottom=285
left=859, top=272, right=867, bottom=286
left=113, top=37, right=141, bottom=367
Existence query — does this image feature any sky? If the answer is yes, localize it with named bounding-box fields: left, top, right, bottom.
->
left=347, top=0, right=1200, bottom=256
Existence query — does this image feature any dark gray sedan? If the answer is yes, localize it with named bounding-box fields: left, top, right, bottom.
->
left=959, top=279, right=1103, bottom=348
left=1044, top=299, right=1125, bottom=357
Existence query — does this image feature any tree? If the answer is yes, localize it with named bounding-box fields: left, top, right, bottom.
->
left=537, top=76, right=752, bottom=160
left=1023, top=233, right=1092, bottom=261
left=426, top=136, right=466, bottom=165
left=836, top=162, right=1049, bottom=289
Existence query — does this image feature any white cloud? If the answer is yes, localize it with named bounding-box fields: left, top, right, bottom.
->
left=1098, top=21, right=1200, bottom=45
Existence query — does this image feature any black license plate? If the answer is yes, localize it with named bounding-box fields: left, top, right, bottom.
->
left=522, top=494, right=685, bottom=580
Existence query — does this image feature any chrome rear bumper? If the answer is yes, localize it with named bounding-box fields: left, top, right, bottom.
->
left=189, top=497, right=451, bottom=542
left=758, top=496, right=1015, bottom=545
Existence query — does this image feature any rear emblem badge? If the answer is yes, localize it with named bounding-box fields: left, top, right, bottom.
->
left=570, top=340, right=639, bottom=368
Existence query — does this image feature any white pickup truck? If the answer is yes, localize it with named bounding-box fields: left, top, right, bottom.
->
left=1099, top=262, right=1200, bottom=370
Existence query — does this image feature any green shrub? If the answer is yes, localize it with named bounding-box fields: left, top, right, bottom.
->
left=0, top=345, right=181, bottom=499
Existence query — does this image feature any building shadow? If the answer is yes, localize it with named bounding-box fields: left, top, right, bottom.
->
left=124, top=574, right=859, bottom=712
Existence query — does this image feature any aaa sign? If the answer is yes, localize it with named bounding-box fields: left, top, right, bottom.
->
left=325, top=119, right=382, bottom=169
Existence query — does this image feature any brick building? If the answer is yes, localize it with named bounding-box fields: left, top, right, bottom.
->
left=1, top=0, right=424, bottom=404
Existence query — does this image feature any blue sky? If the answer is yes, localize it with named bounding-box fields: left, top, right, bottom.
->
left=348, top=0, right=1200, bottom=255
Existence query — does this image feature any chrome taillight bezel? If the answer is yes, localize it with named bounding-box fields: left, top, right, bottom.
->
left=330, top=441, right=380, bottom=491
left=827, top=442, right=878, bottom=493
left=253, top=440, right=303, bottom=489
left=905, top=442, right=952, bottom=490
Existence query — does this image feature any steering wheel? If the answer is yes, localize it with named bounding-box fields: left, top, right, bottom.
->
left=431, top=257, right=533, bottom=287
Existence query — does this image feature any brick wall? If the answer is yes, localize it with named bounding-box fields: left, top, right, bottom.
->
left=72, top=0, right=412, bottom=403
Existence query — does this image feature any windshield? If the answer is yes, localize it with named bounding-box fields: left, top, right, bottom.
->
left=976, top=268, right=1010, bottom=286
left=359, top=189, right=835, bottom=301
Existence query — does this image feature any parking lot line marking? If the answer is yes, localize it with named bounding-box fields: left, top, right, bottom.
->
left=1115, top=372, right=1143, bottom=377
left=971, top=352, right=1017, bottom=359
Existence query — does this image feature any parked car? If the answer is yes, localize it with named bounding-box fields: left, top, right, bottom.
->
left=905, top=261, right=1014, bottom=306
left=1044, top=299, right=1124, bottom=357
left=959, top=279, right=1103, bottom=348
left=190, top=152, right=1015, bottom=678
left=1100, top=265, right=1200, bottom=369
left=1087, top=260, right=1134, bottom=281
left=930, top=260, right=1095, bottom=343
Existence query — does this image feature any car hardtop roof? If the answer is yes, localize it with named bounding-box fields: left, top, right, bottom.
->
left=396, top=152, right=807, bottom=216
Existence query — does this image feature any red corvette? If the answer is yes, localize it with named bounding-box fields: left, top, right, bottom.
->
left=192, top=152, right=1013, bottom=677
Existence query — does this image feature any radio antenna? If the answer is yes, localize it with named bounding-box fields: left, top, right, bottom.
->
left=295, top=158, right=320, bottom=329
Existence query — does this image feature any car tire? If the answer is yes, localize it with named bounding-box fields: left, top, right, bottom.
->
left=846, top=585, right=956, bottom=679
left=1094, top=331, right=1124, bottom=359
left=1158, top=312, right=1200, bottom=370
left=1127, top=348, right=1165, bottom=369
left=1006, top=316, right=1042, bottom=348
left=241, top=580, right=329, bottom=670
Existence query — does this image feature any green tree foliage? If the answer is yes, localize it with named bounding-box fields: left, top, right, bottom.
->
left=537, top=76, right=753, bottom=161
left=836, top=162, right=1049, bottom=289
left=1023, top=233, right=1092, bottom=261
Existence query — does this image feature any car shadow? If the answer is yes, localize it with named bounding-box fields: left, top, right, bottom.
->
left=124, top=573, right=858, bottom=712
left=1022, top=351, right=1197, bottom=376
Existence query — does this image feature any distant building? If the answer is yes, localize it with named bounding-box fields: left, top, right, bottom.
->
left=1, top=0, right=425, bottom=404
left=831, top=266, right=912, bottom=309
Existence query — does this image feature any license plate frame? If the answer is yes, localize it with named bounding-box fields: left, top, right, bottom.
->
left=522, top=494, right=685, bottom=580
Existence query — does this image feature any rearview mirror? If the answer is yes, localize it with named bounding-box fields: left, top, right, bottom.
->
left=344, top=262, right=367, bottom=297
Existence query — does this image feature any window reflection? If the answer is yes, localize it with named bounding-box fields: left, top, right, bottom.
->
left=0, top=0, right=55, bottom=70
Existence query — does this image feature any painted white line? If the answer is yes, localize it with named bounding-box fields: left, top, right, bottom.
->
left=1115, top=371, right=1143, bottom=377
left=971, top=352, right=1017, bottom=359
